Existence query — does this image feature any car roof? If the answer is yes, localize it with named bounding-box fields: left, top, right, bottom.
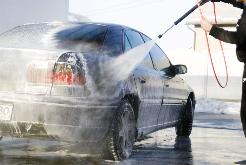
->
left=11, top=21, right=134, bottom=32
left=0, top=22, right=148, bottom=53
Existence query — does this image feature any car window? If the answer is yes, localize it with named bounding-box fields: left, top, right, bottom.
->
left=141, top=33, right=171, bottom=70
left=124, top=30, right=153, bottom=69
left=56, top=24, right=107, bottom=43
left=150, top=44, right=171, bottom=70
left=124, top=34, right=132, bottom=52
left=140, top=51, right=155, bottom=69
left=125, top=29, right=144, bottom=48
left=52, top=24, right=108, bottom=52
left=141, top=33, right=151, bottom=42
left=101, top=27, right=123, bottom=56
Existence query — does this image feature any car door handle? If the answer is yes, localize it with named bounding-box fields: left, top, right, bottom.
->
left=138, top=78, right=146, bottom=84
left=165, top=84, right=169, bottom=87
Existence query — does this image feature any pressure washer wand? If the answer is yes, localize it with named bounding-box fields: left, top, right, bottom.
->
left=158, top=0, right=209, bottom=39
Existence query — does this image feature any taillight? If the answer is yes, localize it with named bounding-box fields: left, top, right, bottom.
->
left=52, top=63, right=86, bottom=85
left=26, top=52, right=86, bottom=86
left=26, top=61, right=53, bottom=84
left=53, top=52, right=86, bottom=86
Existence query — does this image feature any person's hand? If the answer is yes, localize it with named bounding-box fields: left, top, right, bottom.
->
left=201, top=16, right=213, bottom=32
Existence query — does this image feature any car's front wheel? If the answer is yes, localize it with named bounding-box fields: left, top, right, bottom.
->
left=105, top=100, right=136, bottom=160
left=176, top=97, right=194, bottom=137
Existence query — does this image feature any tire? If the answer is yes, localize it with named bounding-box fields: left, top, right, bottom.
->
left=176, top=97, right=194, bottom=137
left=105, top=100, right=136, bottom=161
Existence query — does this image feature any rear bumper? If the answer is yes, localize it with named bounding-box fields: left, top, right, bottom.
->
left=0, top=93, right=119, bottom=142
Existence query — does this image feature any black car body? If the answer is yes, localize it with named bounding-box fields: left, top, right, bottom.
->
left=0, top=22, right=195, bottom=160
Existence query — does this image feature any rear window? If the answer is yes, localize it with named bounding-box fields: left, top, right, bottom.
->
left=101, top=27, right=123, bottom=56
left=0, top=23, right=108, bottom=53
left=54, top=24, right=107, bottom=53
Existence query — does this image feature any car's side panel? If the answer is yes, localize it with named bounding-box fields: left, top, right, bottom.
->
left=133, top=66, right=163, bottom=136
left=161, top=75, right=189, bottom=125
left=123, top=29, right=164, bottom=136
left=164, top=76, right=188, bottom=104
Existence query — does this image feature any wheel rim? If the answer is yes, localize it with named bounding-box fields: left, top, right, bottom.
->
left=118, top=105, right=135, bottom=158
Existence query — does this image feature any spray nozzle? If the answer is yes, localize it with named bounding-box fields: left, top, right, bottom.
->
left=157, top=0, right=209, bottom=40
left=158, top=34, right=163, bottom=39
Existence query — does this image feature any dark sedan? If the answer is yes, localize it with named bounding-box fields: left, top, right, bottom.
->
left=0, top=22, right=195, bottom=160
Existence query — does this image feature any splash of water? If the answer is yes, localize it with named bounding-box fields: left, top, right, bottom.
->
left=105, top=40, right=156, bottom=81
left=82, top=40, right=157, bottom=98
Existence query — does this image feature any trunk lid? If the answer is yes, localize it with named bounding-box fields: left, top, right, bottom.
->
left=0, top=48, right=58, bottom=95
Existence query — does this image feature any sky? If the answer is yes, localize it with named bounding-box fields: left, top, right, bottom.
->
left=69, top=0, right=196, bottom=52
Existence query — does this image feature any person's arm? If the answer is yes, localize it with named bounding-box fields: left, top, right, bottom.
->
left=211, top=0, right=244, bottom=9
left=209, top=25, right=241, bottom=44
left=201, top=17, right=246, bottom=44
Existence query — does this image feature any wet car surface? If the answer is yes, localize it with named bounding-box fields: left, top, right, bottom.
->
left=0, top=22, right=195, bottom=160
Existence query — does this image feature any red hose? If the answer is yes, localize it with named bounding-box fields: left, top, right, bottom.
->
left=198, top=2, right=228, bottom=88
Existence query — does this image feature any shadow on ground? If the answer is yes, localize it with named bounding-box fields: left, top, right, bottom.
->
left=0, top=136, right=193, bottom=165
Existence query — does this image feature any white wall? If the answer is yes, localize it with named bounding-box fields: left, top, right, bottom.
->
left=167, top=48, right=243, bottom=101
left=0, top=0, right=69, bottom=33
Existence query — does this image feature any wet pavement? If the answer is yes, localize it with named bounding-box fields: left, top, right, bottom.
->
left=0, top=112, right=246, bottom=165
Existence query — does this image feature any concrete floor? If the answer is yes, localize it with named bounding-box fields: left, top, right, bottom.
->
left=0, top=112, right=246, bottom=165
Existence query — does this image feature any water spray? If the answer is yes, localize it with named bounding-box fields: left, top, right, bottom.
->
left=158, top=0, right=209, bottom=39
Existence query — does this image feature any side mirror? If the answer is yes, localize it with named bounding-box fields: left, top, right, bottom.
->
left=174, top=65, right=187, bottom=75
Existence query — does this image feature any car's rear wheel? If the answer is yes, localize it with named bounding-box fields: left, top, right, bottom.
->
left=176, top=97, right=194, bottom=137
left=105, top=100, right=136, bottom=160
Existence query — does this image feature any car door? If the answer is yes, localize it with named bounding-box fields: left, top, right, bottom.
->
left=124, top=29, right=163, bottom=135
left=147, top=43, right=173, bottom=127
left=163, top=67, right=188, bottom=123
left=150, top=44, right=187, bottom=125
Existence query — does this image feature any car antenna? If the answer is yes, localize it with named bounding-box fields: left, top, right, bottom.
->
left=158, top=0, right=209, bottom=39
